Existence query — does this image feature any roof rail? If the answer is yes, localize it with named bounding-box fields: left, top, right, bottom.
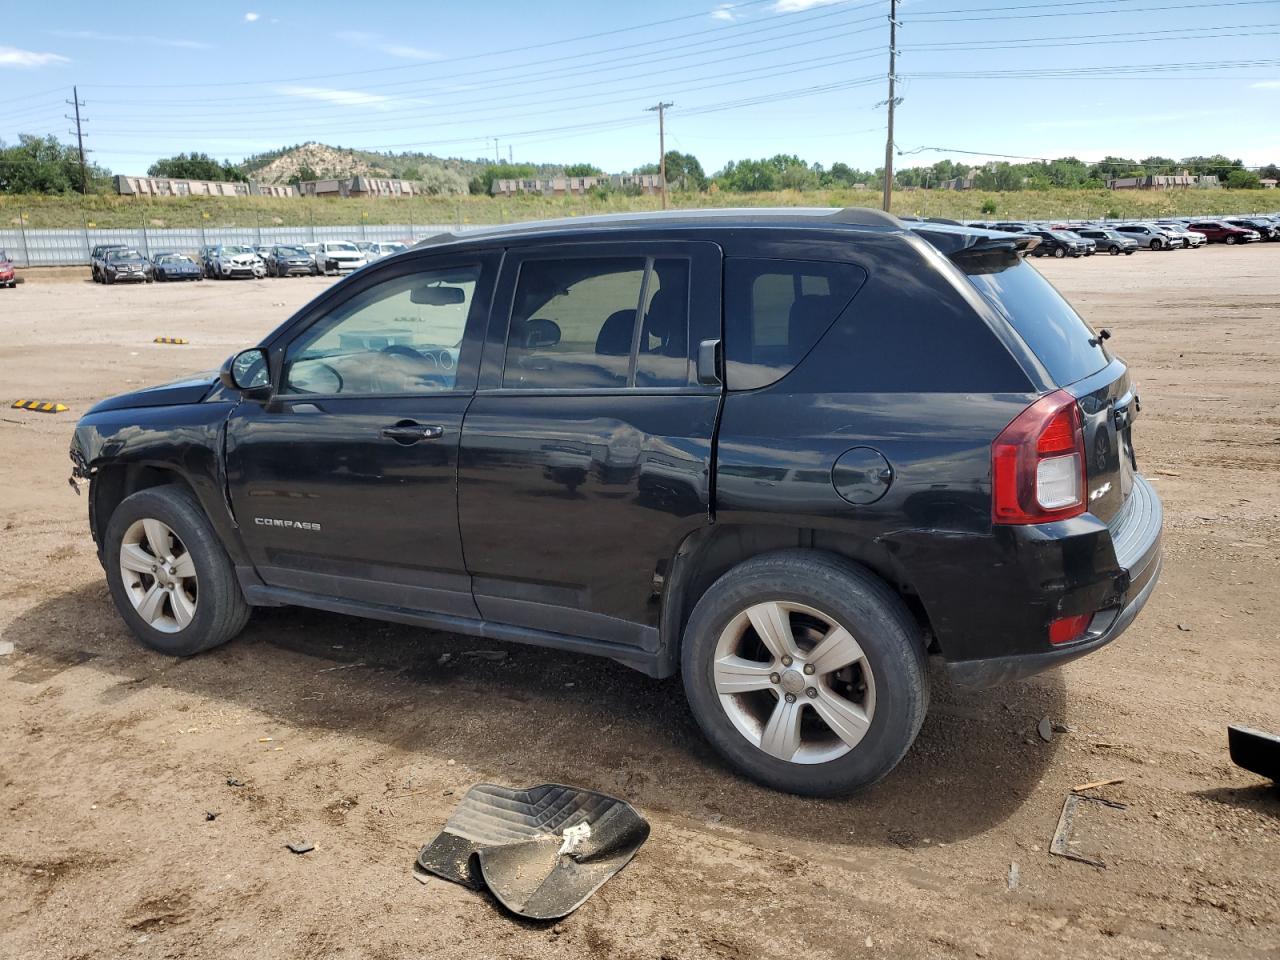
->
left=826, top=206, right=903, bottom=228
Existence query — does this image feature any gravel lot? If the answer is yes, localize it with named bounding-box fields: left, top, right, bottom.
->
left=1, top=248, right=1277, bottom=960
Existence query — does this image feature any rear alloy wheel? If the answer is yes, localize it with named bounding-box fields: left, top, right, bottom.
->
left=682, top=551, right=927, bottom=796
left=1053, top=246, right=1067, bottom=258
left=1109, top=245, right=1121, bottom=256
left=1225, top=235, right=1237, bottom=245
left=1151, top=238, right=1164, bottom=250
left=104, top=484, right=250, bottom=656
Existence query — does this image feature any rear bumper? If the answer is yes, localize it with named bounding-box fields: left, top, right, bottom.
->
left=939, top=474, right=1163, bottom=688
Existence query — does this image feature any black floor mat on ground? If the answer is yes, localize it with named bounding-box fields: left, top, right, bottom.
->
left=414, top=783, right=649, bottom=920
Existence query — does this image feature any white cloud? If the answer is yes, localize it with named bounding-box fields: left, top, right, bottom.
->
left=1249, top=80, right=1280, bottom=89
left=336, top=30, right=440, bottom=61
left=711, top=3, right=736, bottom=20
left=277, top=84, right=394, bottom=110
left=772, top=0, right=843, bottom=11
left=51, top=29, right=211, bottom=50
left=0, top=45, right=69, bottom=68
left=244, top=11, right=260, bottom=22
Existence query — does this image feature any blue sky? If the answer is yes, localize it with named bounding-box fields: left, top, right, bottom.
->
left=2, top=0, right=1278, bottom=175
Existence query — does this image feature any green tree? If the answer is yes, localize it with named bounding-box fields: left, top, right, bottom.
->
left=1258, top=163, right=1280, bottom=181
left=1226, top=168, right=1261, bottom=189
left=716, top=159, right=777, bottom=192
left=661, top=150, right=707, bottom=191
left=470, top=162, right=538, bottom=195
left=0, top=134, right=109, bottom=194
left=148, top=152, right=247, bottom=182
left=288, top=164, right=320, bottom=186
left=563, top=162, right=604, bottom=177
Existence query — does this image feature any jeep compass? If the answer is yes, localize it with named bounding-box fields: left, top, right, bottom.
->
left=70, top=208, right=1162, bottom=796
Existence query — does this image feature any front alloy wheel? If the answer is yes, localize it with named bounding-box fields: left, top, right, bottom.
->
left=713, top=601, right=875, bottom=764
left=118, top=518, right=197, bottom=631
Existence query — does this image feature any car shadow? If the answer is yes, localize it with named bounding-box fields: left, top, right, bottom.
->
left=4, top=582, right=1066, bottom=849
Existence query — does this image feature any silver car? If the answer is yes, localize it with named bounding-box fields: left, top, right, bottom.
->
left=1155, top=222, right=1206, bottom=248
left=210, top=244, right=267, bottom=279
left=1114, top=223, right=1183, bottom=250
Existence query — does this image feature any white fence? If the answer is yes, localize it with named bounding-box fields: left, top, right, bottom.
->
left=0, top=223, right=498, bottom=267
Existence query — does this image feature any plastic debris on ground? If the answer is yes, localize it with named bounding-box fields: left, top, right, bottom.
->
left=414, top=782, right=649, bottom=920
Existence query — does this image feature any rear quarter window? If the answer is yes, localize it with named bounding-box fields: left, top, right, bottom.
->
left=724, top=258, right=866, bottom=390
left=968, top=259, right=1109, bottom=386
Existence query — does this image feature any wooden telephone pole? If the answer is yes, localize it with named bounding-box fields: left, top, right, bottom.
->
left=881, top=0, right=898, bottom=214
left=647, top=101, right=673, bottom=209
left=66, top=87, right=89, bottom=195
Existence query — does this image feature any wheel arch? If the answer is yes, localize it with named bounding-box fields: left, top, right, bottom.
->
left=658, top=523, right=934, bottom=677
left=90, top=463, right=200, bottom=553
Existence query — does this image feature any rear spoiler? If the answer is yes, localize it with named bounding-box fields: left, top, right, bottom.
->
left=948, top=234, right=1039, bottom=275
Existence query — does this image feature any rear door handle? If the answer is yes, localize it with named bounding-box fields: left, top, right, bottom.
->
left=381, top=421, right=445, bottom=444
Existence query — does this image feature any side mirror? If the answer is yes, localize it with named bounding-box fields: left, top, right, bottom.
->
left=220, top=348, right=271, bottom=399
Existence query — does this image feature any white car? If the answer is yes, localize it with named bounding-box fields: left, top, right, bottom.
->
left=211, top=244, right=266, bottom=279
left=356, top=240, right=409, bottom=261
left=314, top=241, right=369, bottom=275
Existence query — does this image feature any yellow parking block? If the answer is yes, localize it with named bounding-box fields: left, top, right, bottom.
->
left=11, top=400, right=68, bottom=413
left=153, top=337, right=189, bottom=345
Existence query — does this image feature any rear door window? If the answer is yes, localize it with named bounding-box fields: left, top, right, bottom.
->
left=967, top=260, right=1109, bottom=386
left=724, top=258, right=866, bottom=390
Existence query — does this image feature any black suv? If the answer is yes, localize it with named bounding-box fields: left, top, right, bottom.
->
left=70, top=209, right=1162, bottom=796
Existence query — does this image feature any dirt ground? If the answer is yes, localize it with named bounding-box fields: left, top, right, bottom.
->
left=1, top=249, right=1276, bottom=960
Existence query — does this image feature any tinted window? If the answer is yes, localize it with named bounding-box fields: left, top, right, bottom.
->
left=724, top=258, right=865, bottom=390
left=968, top=260, right=1108, bottom=386
left=635, top=258, right=691, bottom=387
left=503, top=257, right=646, bottom=389
left=283, top=265, right=479, bottom=395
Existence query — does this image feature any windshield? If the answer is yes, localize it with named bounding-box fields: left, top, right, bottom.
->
left=159, top=255, right=189, bottom=263
left=109, top=250, right=142, bottom=260
left=328, top=242, right=359, bottom=253
left=277, top=247, right=307, bottom=256
left=384, top=242, right=407, bottom=253
left=222, top=245, right=251, bottom=255
left=967, top=259, right=1110, bottom=387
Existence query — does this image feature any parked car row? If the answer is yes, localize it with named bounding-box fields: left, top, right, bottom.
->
left=963, top=213, right=1280, bottom=258
left=86, top=239, right=411, bottom=284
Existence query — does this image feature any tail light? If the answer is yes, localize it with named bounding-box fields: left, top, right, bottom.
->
left=992, top=389, right=1086, bottom=525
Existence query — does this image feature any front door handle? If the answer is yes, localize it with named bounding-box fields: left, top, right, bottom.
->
left=381, top=421, right=445, bottom=445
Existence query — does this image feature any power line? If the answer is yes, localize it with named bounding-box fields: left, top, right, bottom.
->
left=88, top=23, right=886, bottom=127
left=79, top=0, right=875, bottom=91
left=83, top=50, right=887, bottom=141
left=88, top=7, right=887, bottom=117
left=907, top=0, right=1276, bottom=22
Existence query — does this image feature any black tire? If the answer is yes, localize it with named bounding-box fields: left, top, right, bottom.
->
left=1052, top=246, right=1066, bottom=259
left=105, top=272, right=115, bottom=284
left=1225, top=235, right=1237, bottom=245
left=1109, top=245, right=1120, bottom=256
left=1151, top=238, right=1164, bottom=250
left=103, top=484, right=250, bottom=657
left=681, top=550, right=928, bottom=797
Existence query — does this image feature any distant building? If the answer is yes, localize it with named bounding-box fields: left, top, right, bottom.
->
left=490, top=173, right=663, bottom=197
left=940, top=177, right=976, bottom=191
left=1260, top=178, right=1278, bottom=189
left=1106, top=174, right=1220, bottom=190
left=294, top=177, right=415, bottom=198
left=113, top=176, right=293, bottom=198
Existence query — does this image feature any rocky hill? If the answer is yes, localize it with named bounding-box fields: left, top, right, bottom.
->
left=239, top=142, right=561, bottom=195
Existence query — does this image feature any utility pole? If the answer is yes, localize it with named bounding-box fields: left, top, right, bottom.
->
left=66, top=86, right=89, bottom=195
left=508, top=145, right=513, bottom=164
left=492, top=137, right=500, bottom=163
left=881, top=0, right=899, bottom=213
left=647, top=101, right=673, bottom=209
